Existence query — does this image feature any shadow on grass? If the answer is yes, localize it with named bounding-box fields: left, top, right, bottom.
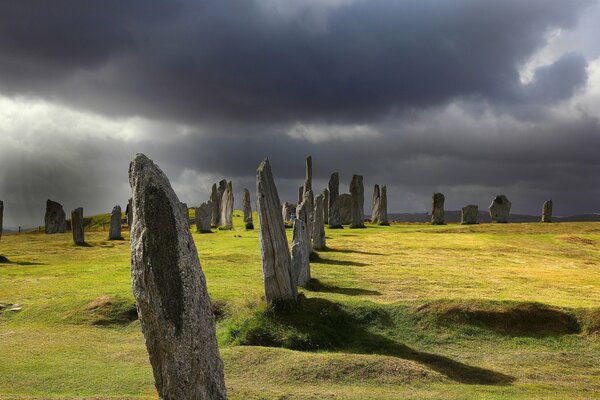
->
left=0, top=256, right=45, bottom=266
left=318, top=246, right=384, bottom=256
left=310, top=252, right=368, bottom=267
left=304, top=279, right=381, bottom=296
left=226, top=297, right=515, bottom=385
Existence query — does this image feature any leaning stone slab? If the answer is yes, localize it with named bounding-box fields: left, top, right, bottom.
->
left=350, top=175, right=365, bottom=228
left=196, top=203, right=212, bottom=233
left=256, top=158, right=297, bottom=303
left=291, top=218, right=311, bottom=287
left=109, top=205, right=123, bottom=240
left=243, top=188, right=254, bottom=230
left=129, top=153, right=227, bottom=399
left=431, top=192, right=445, bottom=225
left=542, top=200, right=552, bottom=223
left=71, top=207, right=85, bottom=245
left=313, top=193, right=326, bottom=250
left=461, top=204, right=478, bottom=224
left=304, top=155, right=312, bottom=193
left=45, top=199, right=66, bottom=234
left=489, top=195, right=511, bottom=223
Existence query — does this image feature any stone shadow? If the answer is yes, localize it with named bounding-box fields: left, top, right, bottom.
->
left=304, top=279, right=381, bottom=296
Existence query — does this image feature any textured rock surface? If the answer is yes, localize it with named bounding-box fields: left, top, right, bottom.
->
left=180, top=203, right=189, bottom=228
left=323, top=188, right=330, bottom=225
left=256, top=158, right=297, bottom=302
left=303, top=189, right=314, bottom=247
left=0, top=200, right=3, bottom=242
left=196, top=203, right=212, bottom=233
left=328, top=172, right=339, bottom=213
left=542, top=200, right=553, bottom=223
left=379, top=186, right=389, bottom=225
left=243, top=188, right=254, bottom=229
left=431, top=193, right=445, bottom=225
left=298, top=186, right=304, bottom=204
left=338, top=193, right=352, bottom=225
left=296, top=199, right=313, bottom=252
left=461, top=204, right=479, bottom=224
left=371, top=184, right=381, bottom=224
left=220, top=181, right=234, bottom=229
left=489, top=195, right=511, bottom=223
left=210, top=184, right=219, bottom=227
left=126, top=198, right=133, bottom=231
left=291, top=219, right=311, bottom=287
left=71, top=207, right=85, bottom=245
left=304, top=155, right=312, bottom=193
left=108, top=205, right=123, bottom=240
left=350, top=175, right=365, bottom=228
left=282, top=201, right=295, bottom=222
left=129, top=153, right=227, bottom=399
left=217, top=179, right=227, bottom=226
left=313, top=193, right=326, bottom=250
left=45, top=199, right=66, bottom=234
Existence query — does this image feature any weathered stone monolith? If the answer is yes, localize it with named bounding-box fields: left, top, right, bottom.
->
left=379, top=186, right=389, bottom=225
left=129, top=153, right=227, bottom=400
left=220, top=181, right=234, bottom=229
left=323, top=188, right=330, bottom=225
left=338, top=193, right=352, bottom=225
left=282, top=201, right=293, bottom=223
left=542, top=200, right=553, bottom=223
left=243, top=188, right=254, bottom=229
left=328, top=197, right=343, bottom=229
left=461, top=205, right=478, bottom=224
left=296, top=199, right=312, bottom=252
left=350, top=175, right=365, bottom=228
left=45, top=199, right=66, bottom=234
left=210, top=184, right=219, bottom=227
left=217, top=179, right=227, bottom=225
left=313, top=193, right=326, bottom=250
left=196, top=203, right=212, bottom=233
left=71, top=207, right=85, bottom=245
left=489, top=195, right=511, bottom=223
left=431, top=193, right=445, bottom=225
left=256, top=158, right=298, bottom=303
left=298, top=186, right=304, bottom=204
left=180, top=203, right=189, bottom=228
left=291, top=218, right=311, bottom=287
left=0, top=200, right=4, bottom=241
left=328, top=172, right=339, bottom=212
left=126, top=198, right=133, bottom=230
left=109, top=205, right=123, bottom=240
left=372, top=184, right=381, bottom=224
left=304, top=156, right=312, bottom=193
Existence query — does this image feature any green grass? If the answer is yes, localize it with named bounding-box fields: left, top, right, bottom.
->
left=1, top=214, right=600, bottom=399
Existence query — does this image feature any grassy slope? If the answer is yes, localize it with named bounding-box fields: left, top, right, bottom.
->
left=1, top=213, right=600, bottom=399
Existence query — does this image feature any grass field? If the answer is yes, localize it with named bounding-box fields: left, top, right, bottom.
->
left=1, top=212, right=600, bottom=399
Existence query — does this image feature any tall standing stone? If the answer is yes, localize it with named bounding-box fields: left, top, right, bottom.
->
left=371, top=184, right=381, bottom=224
left=196, top=203, right=212, bottom=233
left=256, top=158, right=297, bottom=303
left=350, top=175, right=365, bottom=228
left=489, top=195, right=511, bottom=223
left=337, top=193, right=352, bottom=225
left=328, top=172, right=339, bottom=213
left=379, top=186, right=389, bottom=226
left=304, top=156, right=312, bottom=193
left=217, top=179, right=227, bottom=225
left=129, top=153, right=227, bottom=400
left=291, top=219, right=311, bottom=287
left=220, top=181, right=234, bottom=229
left=298, top=186, right=304, bottom=204
left=45, top=199, right=66, bottom=234
left=431, top=193, right=445, bottom=225
left=542, top=200, right=553, bottom=223
left=282, top=201, right=294, bottom=223
left=299, top=189, right=314, bottom=251
left=180, top=203, right=189, bottom=228
left=71, top=207, right=85, bottom=245
left=0, top=200, right=4, bottom=242
left=313, top=193, right=326, bottom=250
left=461, top=205, right=478, bottom=224
left=126, top=198, right=133, bottom=231
left=323, top=188, right=330, bottom=225
left=109, top=205, right=123, bottom=240
left=243, top=188, right=254, bottom=229
left=210, top=184, right=219, bottom=227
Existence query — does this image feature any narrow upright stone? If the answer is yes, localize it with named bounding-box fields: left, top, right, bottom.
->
left=196, top=202, right=212, bottom=233
left=0, top=200, right=4, bottom=242
left=108, top=205, right=123, bottom=240
left=431, top=193, right=445, bottom=225
left=379, top=186, right=389, bottom=226
left=299, top=189, right=314, bottom=251
left=350, top=175, right=365, bottom=228
left=489, top=195, right=511, bottom=223
left=126, top=198, right=133, bottom=231
left=243, top=188, right=254, bottom=229
left=372, top=184, right=381, bottom=224
left=313, top=193, right=326, bottom=250
left=217, top=179, right=227, bottom=225
left=291, top=218, right=311, bottom=287
left=180, top=203, right=189, bottom=228
left=323, top=188, right=330, bottom=225
left=210, top=184, right=219, bottom=227
left=304, top=156, right=312, bottom=193
left=282, top=201, right=291, bottom=223
left=129, top=153, right=227, bottom=400
left=328, top=172, right=339, bottom=212
left=220, top=181, right=234, bottom=229
left=298, top=186, right=304, bottom=204
left=328, top=197, right=343, bottom=229
left=542, top=200, right=553, bottom=223
left=45, top=199, right=66, bottom=234
left=461, top=204, right=478, bottom=224
left=337, top=193, right=352, bottom=225
left=71, top=207, right=85, bottom=245
left=256, top=159, right=297, bottom=303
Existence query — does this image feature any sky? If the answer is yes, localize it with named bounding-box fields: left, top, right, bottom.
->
left=1, top=0, right=600, bottom=227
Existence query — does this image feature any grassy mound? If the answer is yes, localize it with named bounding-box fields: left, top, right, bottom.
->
left=82, top=295, right=138, bottom=326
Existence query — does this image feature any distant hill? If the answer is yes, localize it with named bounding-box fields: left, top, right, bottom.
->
left=386, top=211, right=600, bottom=223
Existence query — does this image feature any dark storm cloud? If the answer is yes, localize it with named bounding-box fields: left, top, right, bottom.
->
left=0, top=0, right=593, bottom=124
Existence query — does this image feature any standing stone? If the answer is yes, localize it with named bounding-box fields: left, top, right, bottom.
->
left=291, top=219, right=311, bottom=287
left=313, top=193, right=326, bottom=250
left=350, top=175, right=365, bottom=228
left=379, top=186, right=389, bottom=226
left=301, top=189, right=314, bottom=251
left=461, top=205, right=478, bottom=225
left=71, top=207, right=85, bottom=245
left=328, top=198, right=343, bottom=229
left=431, top=193, right=445, bottom=225
left=282, top=202, right=292, bottom=223
left=489, top=195, right=511, bottom=223
left=337, top=193, right=352, bottom=225
left=256, top=159, right=297, bottom=302
left=220, top=181, right=234, bottom=229
left=323, top=189, right=330, bottom=225
left=298, top=186, right=304, bottom=205
left=129, top=154, right=227, bottom=400
left=196, top=203, right=212, bottom=233
left=328, top=172, right=339, bottom=214
left=243, top=188, right=254, bottom=229
left=542, top=200, right=553, bottom=223
left=126, top=198, right=133, bottom=231
left=296, top=200, right=311, bottom=252
left=217, top=179, right=227, bottom=225
left=304, top=156, right=312, bottom=193
left=372, top=184, right=381, bottom=224
left=0, top=200, right=3, bottom=242
left=45, top=199, right=66, bottom=234
left=109, top=205, right=123, bottom=240
left=180, top=203, right=189, bottom=228
left=210, top=184, right=219, bottom=227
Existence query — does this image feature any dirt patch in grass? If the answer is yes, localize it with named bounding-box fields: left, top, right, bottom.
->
left=562, top=236, right=595, bottom=245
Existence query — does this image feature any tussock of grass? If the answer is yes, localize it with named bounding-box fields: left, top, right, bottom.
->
left=81, top=295, right=138, bottom=326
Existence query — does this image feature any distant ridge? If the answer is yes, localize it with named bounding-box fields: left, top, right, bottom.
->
left=386, top=212, right=600, bottom=223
